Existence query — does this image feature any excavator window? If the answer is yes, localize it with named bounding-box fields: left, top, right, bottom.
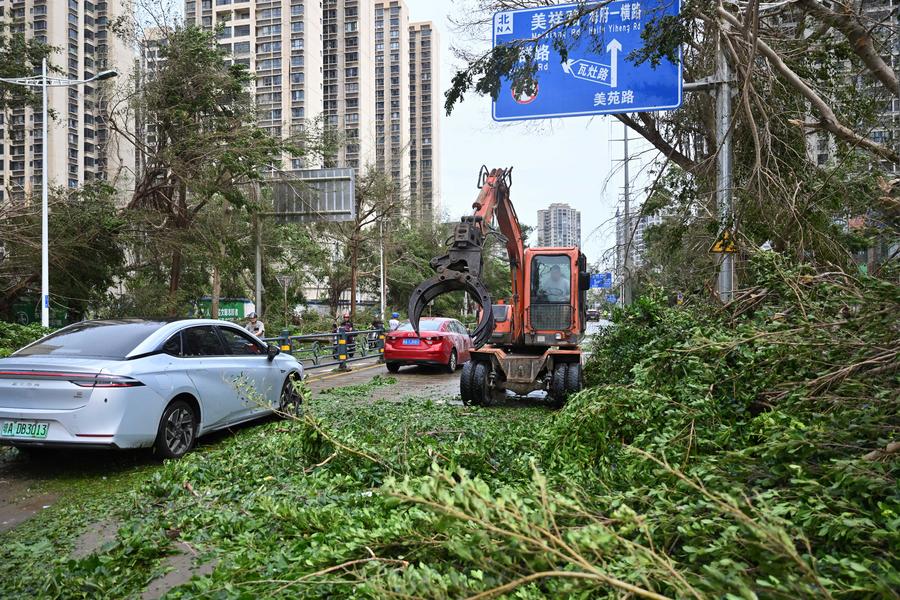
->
left=532, top=255, right=571, bottom=304
left=492, top=304, right=510, bottom=322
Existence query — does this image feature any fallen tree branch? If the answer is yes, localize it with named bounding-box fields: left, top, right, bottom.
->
left=863, top=441, right=900, bottom=461
left=794, top=0, right=900, bottom=97
left=718, top=6, right=900, bottom=163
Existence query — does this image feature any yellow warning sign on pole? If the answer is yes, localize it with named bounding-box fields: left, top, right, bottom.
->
left=709, top=229, right=737, bottom=254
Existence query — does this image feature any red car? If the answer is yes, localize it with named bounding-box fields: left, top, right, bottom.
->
left=384, top=317, right=473, bottom=373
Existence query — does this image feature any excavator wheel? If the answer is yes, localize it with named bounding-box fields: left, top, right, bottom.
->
left=459, top=361, right=477, bottom=405
left=565, top=363, right=583, bottom=398
left=548, top=363, right=570, bottom=408
left=471, top=361, right=493, bottom=407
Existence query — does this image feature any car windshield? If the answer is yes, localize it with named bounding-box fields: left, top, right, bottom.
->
left=397, top=320, right=443, bottom=332
left=14, top=320, right=164, bottom=360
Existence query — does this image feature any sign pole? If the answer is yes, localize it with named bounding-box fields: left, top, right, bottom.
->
left=715, top=33, right=734, bottom=302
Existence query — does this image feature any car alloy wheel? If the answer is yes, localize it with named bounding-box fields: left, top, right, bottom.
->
left=446, top=349, right=458, bottom=373
left=280, top=375, right=303, bottom=417
left=155, top=400, right=196, bottom=460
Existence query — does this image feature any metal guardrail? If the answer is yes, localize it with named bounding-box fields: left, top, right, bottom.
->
left=263, top=328, right=385, bottom=372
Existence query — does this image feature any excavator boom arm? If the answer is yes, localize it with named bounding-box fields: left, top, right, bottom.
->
left=408, top=167, right=525, bottom=347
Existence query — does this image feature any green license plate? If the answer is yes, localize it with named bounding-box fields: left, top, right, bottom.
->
left=1, top=421, right=50, bottom=439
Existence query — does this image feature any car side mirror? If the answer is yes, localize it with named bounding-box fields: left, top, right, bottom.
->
left=266, top=344, right=280, bottom=361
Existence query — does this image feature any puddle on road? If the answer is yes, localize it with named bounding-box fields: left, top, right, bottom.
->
left=0, top=475, right=58, bottom=533
left=142, top=549, right=218, bottom=600
left=71, top=519, right=121, bottom=559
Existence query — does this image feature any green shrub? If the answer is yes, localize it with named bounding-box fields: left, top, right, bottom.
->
left=0, top=322, right=50, bottom=357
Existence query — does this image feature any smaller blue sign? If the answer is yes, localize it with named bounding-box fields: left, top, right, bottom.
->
left=605, top=294, right=619, bottom=304
left=590, top=273, right=613, bottom=289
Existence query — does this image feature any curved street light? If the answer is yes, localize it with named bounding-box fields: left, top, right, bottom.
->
left=0, top=59, right=118, bottom=327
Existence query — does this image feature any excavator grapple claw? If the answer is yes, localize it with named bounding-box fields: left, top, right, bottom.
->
left=408, top=270, right=495, bottom=348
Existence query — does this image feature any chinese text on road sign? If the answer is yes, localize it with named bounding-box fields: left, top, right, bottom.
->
left=590, top=273, right=613, bottom=289
left=492, top=0, right=682, bottom=121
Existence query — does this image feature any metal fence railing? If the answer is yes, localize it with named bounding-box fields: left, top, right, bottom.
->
left=262, top=328, right=385, bottom=372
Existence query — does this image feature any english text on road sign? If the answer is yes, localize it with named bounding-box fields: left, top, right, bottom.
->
left=709, top=229, right=737, bottom=254
left=492, top=0, right=682, bottom=121
left=590, top=272, right=613, bottom=289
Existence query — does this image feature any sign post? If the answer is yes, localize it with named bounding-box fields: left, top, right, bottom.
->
left=275, top=275, right=294, bottom=328
left=492, top=1, right=682, bottom=121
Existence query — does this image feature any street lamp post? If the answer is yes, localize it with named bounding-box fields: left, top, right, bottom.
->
left=0, top=58, right=117, bottom=327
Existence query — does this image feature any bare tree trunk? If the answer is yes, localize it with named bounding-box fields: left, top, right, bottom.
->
left=168, top=184, right=189, bottom=313
left=349, top=230, right=359, bottom=320
left=211, top=240, right=225, bottom=319
left=211, top=265, right=221, bottom=319
left=169, top=248, right=182, bottom=313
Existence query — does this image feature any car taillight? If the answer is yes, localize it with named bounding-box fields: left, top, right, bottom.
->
left=422, top=336, right=441, bottom=342
left=71, top=375, right=145, bottom=388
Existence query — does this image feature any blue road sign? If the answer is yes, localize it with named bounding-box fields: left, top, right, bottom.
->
left=590, top=272, right=613, bottom=289
left=605, top=294, right=619, bottom=304
left=492, top=0, right=682, bottom=121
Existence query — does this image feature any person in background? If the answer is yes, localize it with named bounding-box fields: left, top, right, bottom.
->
left=245, top=312, right=265, bottom=338
left=335, top=311, right=356, bottom=357
left=389, top=312, right=401, bottom=331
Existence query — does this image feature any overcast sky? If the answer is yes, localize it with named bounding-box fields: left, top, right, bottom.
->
left=408, top=0, right=656, bottom=269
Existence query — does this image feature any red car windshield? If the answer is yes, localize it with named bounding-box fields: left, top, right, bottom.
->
left=396, top=320, right=443, bottom=332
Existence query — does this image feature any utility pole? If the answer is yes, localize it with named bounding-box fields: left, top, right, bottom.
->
left=621, top=122, right=633, bottom=306
left=252, top=182, right=263, bottom=316
left=715, top=34, right=735, bottom=302
left=379, top=218, right=386, bottom=321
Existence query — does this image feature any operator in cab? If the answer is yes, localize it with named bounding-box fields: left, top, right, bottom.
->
left=537, top=264, right=571, bottom=303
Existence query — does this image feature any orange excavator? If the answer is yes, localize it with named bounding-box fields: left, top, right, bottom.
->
left=408, top=167, right=589, bottom=406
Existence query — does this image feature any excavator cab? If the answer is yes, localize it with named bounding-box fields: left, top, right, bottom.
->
left=523, top=248, right=589, bottom=348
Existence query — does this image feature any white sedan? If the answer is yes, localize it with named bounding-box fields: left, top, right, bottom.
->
left=0, top=319, right=303, bottom=459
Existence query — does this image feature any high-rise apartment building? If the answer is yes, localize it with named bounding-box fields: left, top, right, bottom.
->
left=0, top=0, right=135, bottom=201
left=185, top=0, right=324, bottom=171
left=187, top=0, right=441, bottom=214
left=408, top=20, right=440, bottom=218
left=373, top=1, right=409, bottom=186
left=537, top=203, right=581, bottom=247
left=322, top=0, right=376, bottom=171
left=615, top=208, right=666, bottom=271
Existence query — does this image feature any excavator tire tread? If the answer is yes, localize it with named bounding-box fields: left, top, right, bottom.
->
left=565, top=362, right=583, bottom=397
left=472, top=361, right=492, bottom=407
left=460, top=361, right=477, bottom=405
left=549, top=363, right=569, bottom=408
